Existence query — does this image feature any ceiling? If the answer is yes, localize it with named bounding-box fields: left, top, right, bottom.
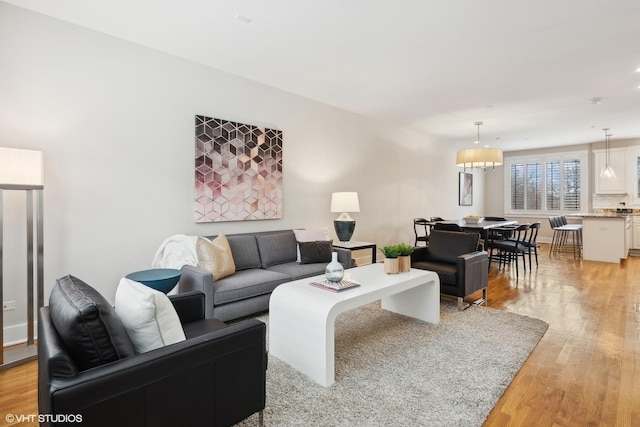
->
left=5, top=0, right=640, bottom=151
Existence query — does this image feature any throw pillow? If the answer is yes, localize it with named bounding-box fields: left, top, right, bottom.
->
left=115, top=278, right=186, bottom=353
left=196, top=234, right=236, bottom=281
left=293, top=227, right=330, bottom=262
left=299, top=240, right=334, bottom=264
left=48, top=275, right=135, bottom=371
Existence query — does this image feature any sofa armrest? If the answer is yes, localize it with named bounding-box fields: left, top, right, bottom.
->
left=179, top=265, right=215, bottom=319
left=334, top=247, right=353, bottom=268
left=46, top=319, right=266, bottom=426
left=169, top=291, right=205, bottom=324
left=456, top=250, right=489, bottom=294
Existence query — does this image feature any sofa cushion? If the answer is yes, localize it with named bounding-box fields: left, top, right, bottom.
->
left=196, top=234, right=236, bottom=280
left=293, top=227, right=330, bottom=262
left=427, top=230, right=479, bottom=264
left=255, top=231, right=298, bottom=268
left=115, top=278, right=186, bottom=353
left=225, top=234, right=262, bottom=270
left=299, top=240, right=333, bottom=264
left=212, top=269, right=290, bottom=305
left=411, top=260, right=458, bottom=285
left=267, top=261, right=329, bottom=281
left=48, top=275, right=135, bottom=371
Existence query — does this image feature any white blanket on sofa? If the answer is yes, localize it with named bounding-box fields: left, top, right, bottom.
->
left=151, top=234, right=198, bottom=270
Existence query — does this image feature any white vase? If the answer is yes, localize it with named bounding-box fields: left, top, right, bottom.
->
left=325, top=252, right=344, bottom=282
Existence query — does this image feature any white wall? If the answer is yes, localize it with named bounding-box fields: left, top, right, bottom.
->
left=0, top=3, right=484, bottom=342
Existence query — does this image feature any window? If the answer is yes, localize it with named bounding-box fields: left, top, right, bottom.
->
left=505, top=151, right=587, bottom=213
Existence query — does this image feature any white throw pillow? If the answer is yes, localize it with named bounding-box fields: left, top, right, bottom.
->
left=115, top=278, right=186, bottom=353
left=293, top=227, right=330, bottom=262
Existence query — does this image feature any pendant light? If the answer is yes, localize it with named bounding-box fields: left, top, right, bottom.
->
left=600, top=128, right=616, bottom=179
left=456, top=121, right=503, bottom=171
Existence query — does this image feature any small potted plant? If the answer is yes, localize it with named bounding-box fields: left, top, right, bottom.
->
left=381, top=245, right=400, bottom=274
left=396, top=243, right=414, bottom=272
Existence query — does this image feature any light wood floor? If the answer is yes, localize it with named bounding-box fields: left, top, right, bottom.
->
left=1, top=243, right=638, bottom=426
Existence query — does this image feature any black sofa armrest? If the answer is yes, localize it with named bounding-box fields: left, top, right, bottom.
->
left=45, top=318, right=266, bottom=427
left=169, top=291, right=205, bottom=324
left=456, top=250, right=489, bottom=294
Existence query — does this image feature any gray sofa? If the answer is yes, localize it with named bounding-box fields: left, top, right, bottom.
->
left=179, top=230, right=351, bottom=321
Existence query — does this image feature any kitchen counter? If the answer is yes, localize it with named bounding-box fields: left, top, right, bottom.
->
left=576, top=214, right=630, bottom=263
left=569, top=212, right=631, bottom=218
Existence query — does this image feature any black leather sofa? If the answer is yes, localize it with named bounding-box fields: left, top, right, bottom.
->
left=410, top=230, right=488, bottom=309
left=38, top=275, right=266, bottom=427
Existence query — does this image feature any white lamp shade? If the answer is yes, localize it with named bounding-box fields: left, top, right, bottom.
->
left=330, top=192, right=360, bottom=213
left=0, top=147, right=44, bottom=186
left=456, top=147, right=503, bottom=168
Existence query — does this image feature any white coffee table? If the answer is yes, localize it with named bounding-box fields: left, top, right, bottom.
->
left=268, top=263, right=440, bottom=387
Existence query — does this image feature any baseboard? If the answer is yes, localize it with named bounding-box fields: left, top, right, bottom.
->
left=2, top=322, right=37, bottom=347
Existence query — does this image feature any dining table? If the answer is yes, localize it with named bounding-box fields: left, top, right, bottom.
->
left=427, top=219, right=518, bottom=232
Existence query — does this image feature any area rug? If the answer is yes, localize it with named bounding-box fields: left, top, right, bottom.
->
left=236, top=299, right=548, bottom=427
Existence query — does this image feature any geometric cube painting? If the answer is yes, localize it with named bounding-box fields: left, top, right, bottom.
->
left=194, top=115, right=283, bottom=222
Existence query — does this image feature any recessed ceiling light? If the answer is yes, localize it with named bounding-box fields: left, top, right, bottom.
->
left=590, top=97, right=602, bottom=105
left=636, top=66, right=640, bottom=72
left=235, top=14, right=252, bottom=24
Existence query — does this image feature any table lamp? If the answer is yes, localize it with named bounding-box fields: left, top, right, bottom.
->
left=330, top=192, right=360, bottom=243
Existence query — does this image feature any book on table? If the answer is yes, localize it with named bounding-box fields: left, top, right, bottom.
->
left=309, top=278, right=360, bottom=292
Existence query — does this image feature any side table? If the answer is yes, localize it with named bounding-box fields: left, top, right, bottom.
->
left=125, top=268, right=182, bottom=294
left=332, top=241, right=377, bottom=266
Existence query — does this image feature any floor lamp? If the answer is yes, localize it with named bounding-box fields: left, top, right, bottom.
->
left=0, top=147, right=44, bottom=371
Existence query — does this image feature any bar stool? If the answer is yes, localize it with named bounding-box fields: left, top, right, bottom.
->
left=549, top=216, right=582, bottom=258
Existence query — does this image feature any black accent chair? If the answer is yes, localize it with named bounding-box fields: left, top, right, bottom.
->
left=414, top=217, right=430, bottom=246
left=411, top=230, right=489, bottom=309
left=38, top=275, right=266, bottom=427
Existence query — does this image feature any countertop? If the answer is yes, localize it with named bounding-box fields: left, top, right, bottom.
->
left=569, top=213, right=630, bottom=219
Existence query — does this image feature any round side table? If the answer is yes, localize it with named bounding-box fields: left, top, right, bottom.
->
left=125, top=268, right=181, bottom=294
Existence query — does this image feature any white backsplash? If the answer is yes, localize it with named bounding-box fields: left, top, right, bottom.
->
left=592, top=193, right=629, bottom=209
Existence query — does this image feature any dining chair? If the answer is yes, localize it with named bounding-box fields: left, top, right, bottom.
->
left=509, top=221, right=540, bottom=268
left=413, top=218, right=430, bottom=246
left=434, top=222, right=463, bottom=232
left=487, top=223, right=531, bottom=278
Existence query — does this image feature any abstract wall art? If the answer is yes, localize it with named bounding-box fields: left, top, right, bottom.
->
left=195, top=115, right=283, bottom=222
left=458, top=172, right=473, bottom=206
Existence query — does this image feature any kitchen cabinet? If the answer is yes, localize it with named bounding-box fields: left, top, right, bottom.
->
left=593, top=149, right=626, bottom=194
left=633, top=216, right=640, bottom=250
left=629, top=149, right=640, bottom=206
left=582, top=215, right=628, bottom=263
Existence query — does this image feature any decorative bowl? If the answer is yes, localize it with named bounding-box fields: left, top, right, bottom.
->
left=464, top=216, right=484, bottom=224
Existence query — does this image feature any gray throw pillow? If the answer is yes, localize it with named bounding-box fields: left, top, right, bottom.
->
left=299, top=240, right=333, bottom=264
